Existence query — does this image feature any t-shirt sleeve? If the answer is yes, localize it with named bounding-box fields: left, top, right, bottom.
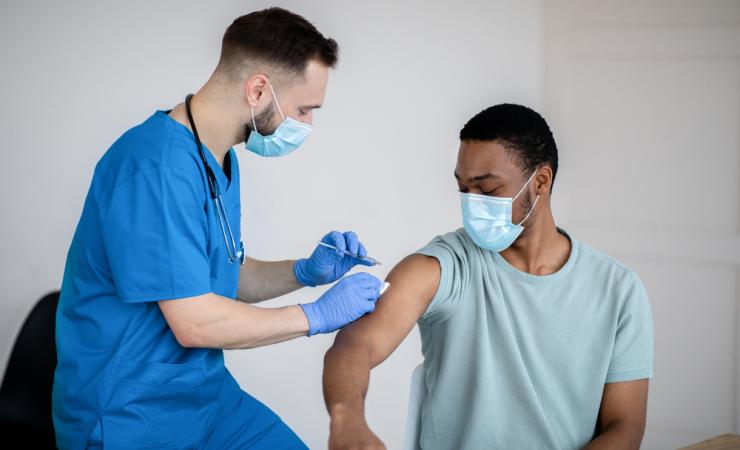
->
left=606, top=271, right=654, bottom=383
left=414, top=231, right=471, bottom=323
left=98, top=166, right=212, bottom=303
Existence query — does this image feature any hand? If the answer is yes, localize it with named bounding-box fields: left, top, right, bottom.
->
left=299, top=273, right=381, bottom=336
left=329, top=412, right=386, bottom=450
left=294, top=231, right=374, bottom=287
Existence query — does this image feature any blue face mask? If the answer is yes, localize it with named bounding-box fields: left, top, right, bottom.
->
left=461, top=169, right=540, bottom=252
left=245, top=83, right=312, bottom=157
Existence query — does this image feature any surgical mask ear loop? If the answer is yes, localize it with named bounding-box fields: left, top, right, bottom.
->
left=513, top=169, right=539, bottom=201
left=250, top=82, right=285, bottom=135
left=515, top=169, right=540, bottom=226
left=251, top=106, right=259, bottom=134
left=268, top=83, right=286, bottom=121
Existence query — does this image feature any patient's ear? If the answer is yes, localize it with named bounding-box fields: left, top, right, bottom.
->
left=535, top=166, right=553, bottom=195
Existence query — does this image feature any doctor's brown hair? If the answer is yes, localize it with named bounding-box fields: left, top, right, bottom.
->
left=217, top=7, right=339, bottom=80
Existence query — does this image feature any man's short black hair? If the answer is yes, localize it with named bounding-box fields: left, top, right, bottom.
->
left=219, top=7, right=339, bottom=79
left=459, top=104, right=559, bottom=191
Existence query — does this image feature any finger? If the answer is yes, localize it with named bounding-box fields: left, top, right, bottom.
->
left=357, top=242, right=368, bottom=258
left=363, top=300, right=377, bottom=313
left=350, top=272, right=378, bottom=289
left=343, top=231, right=360, bottom=256
left=367, top=285, right=381, bottom=300
left=348, top=272, right=371, bottom=281
left=359, top=274, right=382, bottom=290
left=322, top=231, right=346, bottom=255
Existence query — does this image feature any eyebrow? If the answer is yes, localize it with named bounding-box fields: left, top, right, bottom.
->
left=454, top=171, right=503, bottom=183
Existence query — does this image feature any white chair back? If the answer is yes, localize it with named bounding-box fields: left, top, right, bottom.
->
left=403, top=363, right=425, bottom=450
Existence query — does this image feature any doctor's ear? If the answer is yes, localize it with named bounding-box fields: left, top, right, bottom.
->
left=244, top=74, right=269, bottom=108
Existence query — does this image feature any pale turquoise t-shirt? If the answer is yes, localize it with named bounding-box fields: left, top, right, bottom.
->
left=414, top=228, right=653, bottom=450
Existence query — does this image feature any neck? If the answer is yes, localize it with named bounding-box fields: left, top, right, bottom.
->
left=170, top=81, right=242, bottom=167
left=498, top=205, right=571, bottom=276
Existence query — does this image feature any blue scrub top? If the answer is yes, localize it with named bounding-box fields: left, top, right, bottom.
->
left=53, top=111, right=242, bottom=449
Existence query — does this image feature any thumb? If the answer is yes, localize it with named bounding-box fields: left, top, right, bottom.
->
left=362, top=300, right=377, bottom=314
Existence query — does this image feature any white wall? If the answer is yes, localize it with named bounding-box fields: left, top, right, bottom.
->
left=0, top=1, right=542, bottom=448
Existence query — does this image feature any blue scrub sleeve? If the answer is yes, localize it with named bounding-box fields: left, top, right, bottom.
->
left=606, top=271, right=654, bottom=383
left=99, top=166, right=212, bottom=303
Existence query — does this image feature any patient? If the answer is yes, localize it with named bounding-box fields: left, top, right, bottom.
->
left=322, top=104, right=653, bottom=450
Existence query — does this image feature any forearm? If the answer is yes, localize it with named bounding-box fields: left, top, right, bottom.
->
left=584, top=422, right=643, bottom=450
left=165, top=293, right=309, bottom=349
left=237, top=257, right=303, bottom=303
left=323, top=330, right=374, bottom=420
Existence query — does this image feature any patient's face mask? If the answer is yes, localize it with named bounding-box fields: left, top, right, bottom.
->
left=461, top=169, right=540, bottom=252
left=245, top=83, right=312, bottom=157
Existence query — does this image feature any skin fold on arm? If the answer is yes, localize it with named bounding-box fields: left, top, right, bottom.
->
left=322, top=254, right=441, bottom=449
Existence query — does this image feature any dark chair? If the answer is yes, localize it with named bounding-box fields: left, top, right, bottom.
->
left=0, top=291, right=59, bottom=448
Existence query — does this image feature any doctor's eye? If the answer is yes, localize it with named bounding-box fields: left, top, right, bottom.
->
left=298, top=108, right=308, bottom=116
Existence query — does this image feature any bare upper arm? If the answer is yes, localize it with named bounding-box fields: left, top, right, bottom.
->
left=597, top=379, right=649, bottom=438
left=159, top=293, right=225, bottom=347
left=333, top=253, right=441, bottom=367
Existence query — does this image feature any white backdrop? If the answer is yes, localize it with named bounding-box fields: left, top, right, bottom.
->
left=0, top=1, right=542, bottom=448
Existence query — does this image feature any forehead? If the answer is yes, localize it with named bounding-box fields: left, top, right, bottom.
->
left=281, top=60, right=329, bottom=99
left=455, top=140, right=521, bottom=179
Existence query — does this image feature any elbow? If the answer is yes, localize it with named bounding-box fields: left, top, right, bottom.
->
left=171, top=322, right=210, bottom=348
left=159, top=295, right=222, bottom=349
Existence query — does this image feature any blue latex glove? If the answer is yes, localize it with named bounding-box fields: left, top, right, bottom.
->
left=294, top=231, right=375, bottom=287
left=299, top=272, right=382, bottom=336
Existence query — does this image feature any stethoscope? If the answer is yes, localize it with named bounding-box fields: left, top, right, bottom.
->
left=185, top=94, right=245, bottom=265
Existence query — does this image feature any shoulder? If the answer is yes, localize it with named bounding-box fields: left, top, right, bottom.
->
left=573, top=236, right=649, bottom=308
left=389, top=253, right=442, bottom=285
left=575, top=237, right=639, bottom=284
left=412, top=229, right=478, bottom=323
left=93, top=111, right=205, bottom=203
left=417, top=228, right=478, bottom=260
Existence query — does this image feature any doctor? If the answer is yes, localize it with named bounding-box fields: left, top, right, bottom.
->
left=53, top=7, right=381, bottom=449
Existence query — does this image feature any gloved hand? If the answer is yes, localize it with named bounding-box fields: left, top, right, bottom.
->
left=294, top=231, right=375, bottom=287
left=299, top=272, right=382, bottom=336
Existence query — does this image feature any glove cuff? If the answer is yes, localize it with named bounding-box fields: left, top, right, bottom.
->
left=299, top=302, right=321, bottom=336
left=293, top=259, right=316, bottom=287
